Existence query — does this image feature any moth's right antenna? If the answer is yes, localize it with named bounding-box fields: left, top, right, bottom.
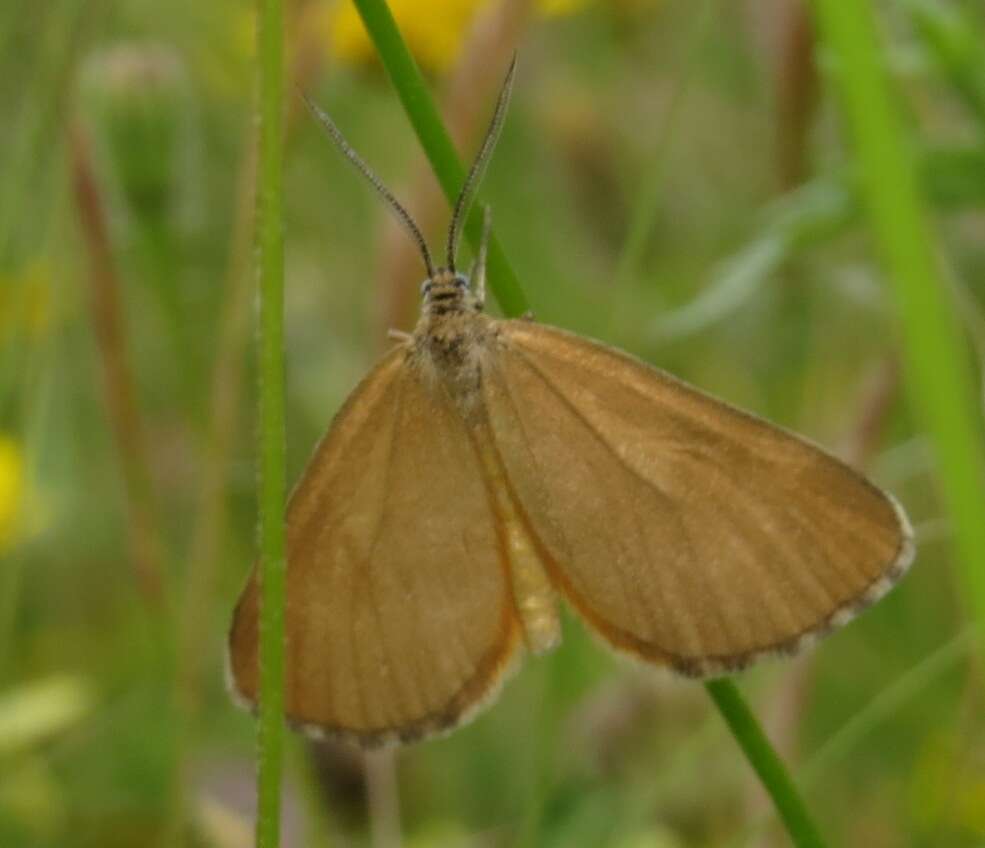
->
left=446, top=54, right=516, bottom=273
left=300, top=91, right=436, bottom=279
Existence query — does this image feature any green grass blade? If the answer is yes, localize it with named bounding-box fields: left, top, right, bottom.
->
left=812, top=0, right=985, bottom=647
left=349, top=0, right=529, bottom=318
left=706, top=679, right=827, bottom=848
left=800, top=628, right=973, bottom=788
left=254, top=0, right=287, bottom=842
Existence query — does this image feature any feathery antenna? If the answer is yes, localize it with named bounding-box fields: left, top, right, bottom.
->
left=446, top=55, right=517, bottom=273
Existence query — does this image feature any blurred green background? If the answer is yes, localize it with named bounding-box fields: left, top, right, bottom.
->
left=2, top=0, right=984, bottom=846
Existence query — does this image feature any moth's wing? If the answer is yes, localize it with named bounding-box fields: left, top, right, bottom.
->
left=483, top=321, right=914, bottom=676
left=229, top=348, right=523, bottom=746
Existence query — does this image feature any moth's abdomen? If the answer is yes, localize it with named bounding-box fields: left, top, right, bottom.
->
left=471, top=417, right=562, bottom=656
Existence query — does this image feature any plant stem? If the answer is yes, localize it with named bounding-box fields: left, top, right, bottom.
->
left=350, top=0, right=530, bottom=318
left=68, top=121, right=166, bottom=609
left=706, top=679, right=827, bottom=848
left=255, top=0, right=287, bottom=841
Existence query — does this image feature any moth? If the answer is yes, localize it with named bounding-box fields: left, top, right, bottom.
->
left=228, top=59, right=915, bottom=748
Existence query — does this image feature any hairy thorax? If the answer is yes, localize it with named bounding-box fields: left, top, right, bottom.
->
left=407, top=270, right=497, bottom=423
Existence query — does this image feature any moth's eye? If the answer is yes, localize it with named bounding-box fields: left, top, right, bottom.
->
left=454, top=275, right=469, bottom=290
left=421, top=280, right=433, bottom=297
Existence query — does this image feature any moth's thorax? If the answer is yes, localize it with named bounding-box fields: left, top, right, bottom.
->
left=410, top=268, right=494, bottom=419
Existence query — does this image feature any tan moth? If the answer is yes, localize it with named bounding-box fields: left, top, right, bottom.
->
left=228, top=60, right=914, bottom=748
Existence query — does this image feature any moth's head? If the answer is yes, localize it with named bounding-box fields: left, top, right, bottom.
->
left=421, top=268, right=478, bottom=314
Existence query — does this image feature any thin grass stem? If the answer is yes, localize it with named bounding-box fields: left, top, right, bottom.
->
left=254, top=0, right=288, bottom=841
left=706, top=679, right=827, bottom=848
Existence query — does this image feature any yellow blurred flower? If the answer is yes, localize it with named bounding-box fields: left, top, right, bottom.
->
left=0, top=436, right=25, bottom=553
left=329, top=0, right=587, bottom=73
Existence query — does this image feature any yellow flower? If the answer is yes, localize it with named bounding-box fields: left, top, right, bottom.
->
left=0, top=436, right=24, bottom=553
left=329, top=0, right=587, bottom=73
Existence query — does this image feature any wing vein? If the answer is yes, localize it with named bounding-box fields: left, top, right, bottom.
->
left=376, top=373, right=433, bottom=718
left=498, top=348, right=708, bottom=654
left=508, top=346, right=680, bottom=507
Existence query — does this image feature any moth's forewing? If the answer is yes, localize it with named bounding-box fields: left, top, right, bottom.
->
left=483, top=321, right=914, bottom=676
left=229, top=348, right=523, bottom=747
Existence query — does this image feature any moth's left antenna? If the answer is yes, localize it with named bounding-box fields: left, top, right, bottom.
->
left=300, top=91, right=436, bottom=279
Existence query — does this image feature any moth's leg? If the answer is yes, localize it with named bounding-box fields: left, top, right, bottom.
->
left=387, top=329, right=413, bottom=343
left=469, top=206, right=492, bottom=310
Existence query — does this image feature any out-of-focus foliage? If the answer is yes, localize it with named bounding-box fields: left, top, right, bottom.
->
left=1, top=0, right=983, bottom=846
